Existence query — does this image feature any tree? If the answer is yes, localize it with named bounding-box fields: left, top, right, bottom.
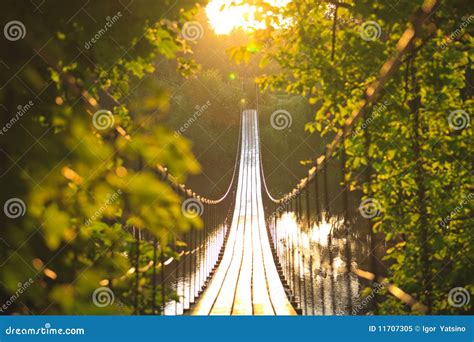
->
left=0, top=0, right=205, bottom=314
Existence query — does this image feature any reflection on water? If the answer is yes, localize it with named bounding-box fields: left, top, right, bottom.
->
left=161, top=208, right=378, bottom=315
left=162, top=223, right=228, bottom=315
left=270, top=211, right=374, bottom=315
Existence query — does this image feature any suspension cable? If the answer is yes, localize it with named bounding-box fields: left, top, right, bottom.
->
left=259, top=0, right=439, bottom=204
left=162, top=110, right=243, bottom=205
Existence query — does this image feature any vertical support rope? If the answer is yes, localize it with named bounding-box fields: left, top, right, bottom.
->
left=309, top=255, right=315, bottom=315
left=160, top=245, right=166, bottom=315
left=331, top=4, right=338, bottom=61
left=152, top=237, right=157, bottom=314
left=134, top=228, right=140, bottom=315
left=314, top=170, right=321, bottom=223
left=323, top=148, right=331, bottom=220
left=340, top=125, right=353, bottom=313
left=323, top=149, right=336, bottom=313
left=302, top=254, right=308, bottom=315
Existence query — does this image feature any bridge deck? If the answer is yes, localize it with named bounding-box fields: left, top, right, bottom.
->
left=192, top=110, right=296, bottom=315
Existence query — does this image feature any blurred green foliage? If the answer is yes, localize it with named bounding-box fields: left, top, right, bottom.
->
left=0, top=0, right=204, bottom=314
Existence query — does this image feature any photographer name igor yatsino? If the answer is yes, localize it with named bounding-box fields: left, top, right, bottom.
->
left=439, top=325, right=466, bottom=332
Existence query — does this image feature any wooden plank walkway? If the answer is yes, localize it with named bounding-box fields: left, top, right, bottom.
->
left=192, top=110, right=297, bottom=315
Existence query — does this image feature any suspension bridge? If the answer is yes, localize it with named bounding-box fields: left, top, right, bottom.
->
left=130, top=105, right=377, bottom=316
left=192, top=110, right=296, bottom=315
left=121, top=0, right=438, bottom=314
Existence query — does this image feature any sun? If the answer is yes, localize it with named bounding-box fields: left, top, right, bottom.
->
left=205, top=0, right=290, bottom=35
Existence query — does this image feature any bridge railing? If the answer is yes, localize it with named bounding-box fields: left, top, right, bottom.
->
left=124, top=110, right=243, bottom=315
left=259, top=0, right=439, bottom=315
left=125, top=171, right=237, bottom=315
